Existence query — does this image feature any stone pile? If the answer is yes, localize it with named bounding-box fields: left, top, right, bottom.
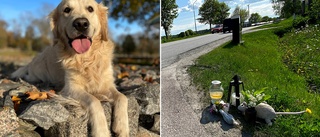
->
left=0, top=64, right=160, bottom=137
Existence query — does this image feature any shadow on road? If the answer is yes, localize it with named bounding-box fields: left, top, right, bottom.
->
left=200, top=105, right=235, bottom=131
left=200, top=105, right=254, bottom=137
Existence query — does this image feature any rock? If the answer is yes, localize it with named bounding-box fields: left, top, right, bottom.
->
left=150, top=114, right=160, bottom=134
left=44, top=116, right=88, bottom=137
left=0, top=79, right=34, bottom=97
left=44, top=95, right=140, bottom=137
left=0, top=79, right=20, bottom=93
left=18, top=120, right=38, bottom=131
left=144, top=70, right=158, bottom=81
left=18, top=101, right=70, bottom=130
left=19, top=130, right=41, bottom=137
left=136, top=126, right=160, bottom=137
left=126, top=84, right=160, bottom=115
left=120, top=77, right=146, bottom=89
left=3, top=94, right=14, bottom=109
left=0, top=96, right=20, bottom=137
left=0, top=62, right=160, bottom=136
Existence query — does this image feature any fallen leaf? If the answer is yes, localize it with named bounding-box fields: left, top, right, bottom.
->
left=144, top=77, right=154, bottom=83
left=11, top=96, right=21, bottom=102
left=131, top=65, right=138, bottom=71
left=26, top=91, right=49, bottom=100
left=117, top=72, right=129, bottom=79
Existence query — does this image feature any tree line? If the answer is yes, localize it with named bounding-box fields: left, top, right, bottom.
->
left=161, top=0, right=248, bottom=40
left=272, top=0, right=320, bottom=24
left=161, top=0, right=320, bottom=41
left=0, top=14, right=51, bottom=52
left=0, top=0, right=160, bottom=56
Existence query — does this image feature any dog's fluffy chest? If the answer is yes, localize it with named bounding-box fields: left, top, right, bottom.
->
left=62, top=53, right=115, bottom=94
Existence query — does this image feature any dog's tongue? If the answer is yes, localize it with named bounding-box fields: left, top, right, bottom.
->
left=71, top=38, right=91, bottom=54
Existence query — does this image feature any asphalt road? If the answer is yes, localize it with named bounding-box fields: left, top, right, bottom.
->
left=161, top=26, right=257, bottom=68
left=161, top=26, right=260, bottom=137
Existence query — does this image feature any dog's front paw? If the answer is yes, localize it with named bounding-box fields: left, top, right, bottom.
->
left=112, top=120, right=129, bottom=137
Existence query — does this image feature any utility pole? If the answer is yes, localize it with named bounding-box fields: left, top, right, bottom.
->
left=247, top=4, right=250, bottom=25
left=193, top=0, right=198, bottom=32
left=247, top=4, right=250, bottom=18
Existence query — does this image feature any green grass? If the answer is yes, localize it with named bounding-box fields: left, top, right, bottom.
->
left=280, top=25, right=320, bottom=93
left=257, top=17, right=293, bottom=30
left=188, top=19, right=320, bottom=136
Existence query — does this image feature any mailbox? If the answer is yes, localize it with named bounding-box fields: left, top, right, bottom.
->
left=231, top=16, right=242, bottom=44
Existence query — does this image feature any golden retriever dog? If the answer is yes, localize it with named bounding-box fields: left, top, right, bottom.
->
left=11, top=0, right=129, bottom=136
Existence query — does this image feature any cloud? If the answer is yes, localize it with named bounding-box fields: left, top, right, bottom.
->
left=225, top=0, right=276, bottom=17
left=249, top=0, right=276, bottom=17
left=178, top=5, right=192, bottom=13
left=187, top=0, right=203, bottom=8
left=178, top=0, right=203, bottom=13
left=220, top=0, right=267, bottom=8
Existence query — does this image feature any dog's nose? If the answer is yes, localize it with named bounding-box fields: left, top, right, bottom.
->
left=73, top=18, right=90, bottom=32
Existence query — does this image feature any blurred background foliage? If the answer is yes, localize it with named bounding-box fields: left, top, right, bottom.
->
left=0, top=0, right=160, bottom=62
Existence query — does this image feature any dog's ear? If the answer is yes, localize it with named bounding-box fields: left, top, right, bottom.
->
left=49, top=8, right=59, bottom=41
left=98, top=3, right=108, bottom=41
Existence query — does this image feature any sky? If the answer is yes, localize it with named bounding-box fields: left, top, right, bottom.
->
left=161, top=0, right=278, bottom=36
left=0, top=0, right=143, bottom=41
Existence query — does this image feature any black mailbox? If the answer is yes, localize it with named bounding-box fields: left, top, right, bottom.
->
left=231, top=16, right=241, bottom=44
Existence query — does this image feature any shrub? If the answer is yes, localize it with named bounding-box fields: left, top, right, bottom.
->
left=273, top=25, right=293, bottom=38
left=197, top=29, right=210, bottom=34
left=178, top=32, right=186, bottom=37
left=293, top=16, right=309, bottom=29
left=184, top=30, right=189, bottom=36
left=187, top=29, right=195, bottom=35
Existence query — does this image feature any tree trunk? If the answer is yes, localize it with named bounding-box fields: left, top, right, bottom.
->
left=164, top=28, right=169, bottom=40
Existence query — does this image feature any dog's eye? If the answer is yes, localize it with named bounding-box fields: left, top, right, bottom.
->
left=64, top=7, right=71, bottom=13
left=87, top=6, right=94, bottom=13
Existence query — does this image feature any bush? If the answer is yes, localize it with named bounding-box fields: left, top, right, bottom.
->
left=197, top=29, right=210, bottom=34
left=273, top=27, right=292, bottom=38
left=293, top=16, right=309, bottom=29
left=161, top=37, right=167, bottom=43
left=184, top=30, right=190, bottom=36
left=187, top=29, right=195, bottom=35
left=178, top=32, right=186, bottom=38
left=272, top=18, right=293, bottom=38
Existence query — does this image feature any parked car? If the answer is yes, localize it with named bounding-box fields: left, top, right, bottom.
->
left=223, top=18, right=233, bottom=33
left=211, top=24, right=223, bottom=34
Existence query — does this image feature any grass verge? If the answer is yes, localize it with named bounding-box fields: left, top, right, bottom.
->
left=188, top=20, right=320, bottom=136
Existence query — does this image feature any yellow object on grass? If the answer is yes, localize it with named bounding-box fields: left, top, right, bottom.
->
left=305, top=108, right=312, bottom=114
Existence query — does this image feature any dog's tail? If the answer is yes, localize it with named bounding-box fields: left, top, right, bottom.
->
left=11, top=65, right=29, bottom=79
